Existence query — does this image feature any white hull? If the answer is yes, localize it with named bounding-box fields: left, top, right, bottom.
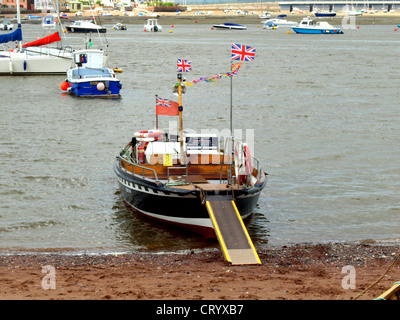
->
left=0, top=51, right=73, bottom=75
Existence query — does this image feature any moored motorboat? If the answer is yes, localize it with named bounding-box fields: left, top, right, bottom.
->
left=112, top=22, right=127, bottom=30
left=0, top=18, right=14, bottom=30
left=143, top=18, right=162, bottom=32
left=263, top=15, right=298, bottom=29
left=314, top=11, right=337, bottom=18
left=213, top=23, right=247, bottom=30
left=114, top=73, right=266, bottom=241
left=61, top=49, right=122, bottom=97
left=66, top=20, right=107, bottom=33
left=292, top=16, right=343, bottom=34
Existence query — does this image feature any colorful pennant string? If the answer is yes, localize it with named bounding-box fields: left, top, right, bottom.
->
left=182, top=62, right=243, bottom=86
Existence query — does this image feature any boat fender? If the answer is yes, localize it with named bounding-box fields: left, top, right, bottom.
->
left=23, top=60, right=27, bottom=71
left=8, top=61, right=13, bottom=73
left=243, top=144, right=252, bottom=176
left=97, top=82, right=105, bottom=91
left=60, top=81, right=69, bottom=91
left=137, top=142, right=146, bottom=164
left=134, top=130, right=164, bottom=138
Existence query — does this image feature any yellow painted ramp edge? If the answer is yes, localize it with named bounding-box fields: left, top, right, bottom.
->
left=206, top=201, right=231, bottom=263
left=206, top=200, right=261, bottom=265
left=231, top=200, right=261, bottom=265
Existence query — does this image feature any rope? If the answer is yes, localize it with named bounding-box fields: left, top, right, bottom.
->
left=353, top=250, right=400, bottom=300
left=193, top=184, right=206, bottom=205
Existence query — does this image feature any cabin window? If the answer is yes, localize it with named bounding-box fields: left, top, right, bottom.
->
left=186, top=135, right=218, bottom=152
left=74, top=54, right=87, bottom=65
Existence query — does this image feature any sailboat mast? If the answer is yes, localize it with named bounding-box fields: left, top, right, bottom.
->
left=16, top=0, right=22, bottom=51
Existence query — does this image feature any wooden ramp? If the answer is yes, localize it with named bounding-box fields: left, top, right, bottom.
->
left=205, top=196, right=261, bottom=265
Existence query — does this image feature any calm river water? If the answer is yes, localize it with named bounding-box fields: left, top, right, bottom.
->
left=1, top=22, right=399, bottom=253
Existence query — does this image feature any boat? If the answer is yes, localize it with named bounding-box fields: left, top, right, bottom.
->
left=143, top=18, right=162, bottom=32
left=61, top=49, right=122, bottom=97
left=0, top=18, right=14, bottom=30
left=42, top=15, right=57, bottom=29
left=65, top=20, right=107, bottom=33
left=27, top=15, right=42, bottom=20
left=212, top=23, right=247, bottom=30
left=314, top=11, right=337, bottom=17
left=113, top=73, right=267, bottom=241
left=0, top=0, right=74, bottom=75
left=292, top=16, right=343, bottom=34
left=263, top=15, right=298, bottom=29
left=112, top=22, right=127, bottom=30
left=258, top=11, right=271, bottom=19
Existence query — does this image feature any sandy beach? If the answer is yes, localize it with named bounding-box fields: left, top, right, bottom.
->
left=1, top=243, right=399, bottom=300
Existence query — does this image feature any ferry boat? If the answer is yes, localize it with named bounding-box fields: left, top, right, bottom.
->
left=314, top=11, right=337, bottom=18
left=61, top=49, right=121, bottom=97
left=114, top=73, right=267, bottom=240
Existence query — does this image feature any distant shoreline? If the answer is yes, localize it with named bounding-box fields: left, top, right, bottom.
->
left=17, top=14, right=399, bottom=26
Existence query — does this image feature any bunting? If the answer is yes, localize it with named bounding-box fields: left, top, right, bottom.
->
left=183, top=62, right=243, bottom=86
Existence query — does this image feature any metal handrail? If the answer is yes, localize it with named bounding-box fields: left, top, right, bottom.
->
left=251, top=156, right=263, bottom=181
left=167, top=166, right=188, bottom=181
left=117, top=155, right=159, bottom=182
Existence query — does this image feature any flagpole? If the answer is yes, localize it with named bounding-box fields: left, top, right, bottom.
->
left=230, top=60, right=233, bottom=135
left=229, top=59, right=234, bottom=185
left=155, top=94, right=158, bottom=130
left=177, top=73, right=184, bottom=165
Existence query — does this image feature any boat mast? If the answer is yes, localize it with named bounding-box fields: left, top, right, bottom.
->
left=16, top=0, right=22, bottom=51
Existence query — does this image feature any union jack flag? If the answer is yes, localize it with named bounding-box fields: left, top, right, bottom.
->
left=177, top=59, right=191, bottom=72
left=231, top=43, right=256, bottom=62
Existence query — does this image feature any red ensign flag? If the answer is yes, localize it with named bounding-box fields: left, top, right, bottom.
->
left=156, top=97, right=179, bottom=116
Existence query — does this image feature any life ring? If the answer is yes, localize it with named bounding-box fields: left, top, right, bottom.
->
left=234, top=142, right=252, bottom=185
left=243, top=144, right=252, bottom=176
left=134, top=130, right=164, bottom=139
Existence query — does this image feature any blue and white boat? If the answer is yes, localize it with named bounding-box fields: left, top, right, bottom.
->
left=64, top=49, right=122, bottom=97
left=212, top=23, right=246, bottom=30
left=292, top=17, right=343, bottom=34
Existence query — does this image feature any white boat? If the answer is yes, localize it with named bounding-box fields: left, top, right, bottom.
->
left=0, top=0, right=74, bottom=75
left=42, top=15, right=57, bottom=29
left=212, top=23, right=247, bottom=30
left=66, top=20, right=107, bottom=33
left=143, top=18, right=162, bottom=32
left=0, top=18, right=14, bottom=30
left=291, top=16, right=343, bottom=34
left=263, top=15, right=298, bottom=29
left=112, top=22, right=127, bottom=30
left=258, top=11, right=271, bottom=19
